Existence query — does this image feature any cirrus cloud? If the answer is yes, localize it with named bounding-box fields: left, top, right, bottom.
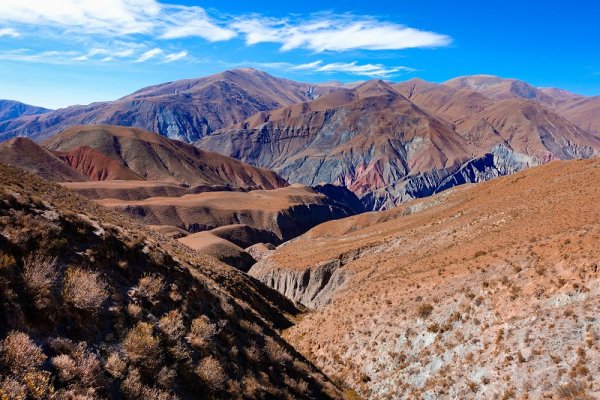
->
left=255, top=60, right=415, bottom=78
left=0, top=0, right=234, bottom=42
left=231, top=15, right=451, bottom=52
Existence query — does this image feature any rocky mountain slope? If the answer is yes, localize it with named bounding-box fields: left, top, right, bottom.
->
left=198, top=79, right=600, bottom=210
left=0, top=163, right=345, bottom=399
left=0, top=69, right=339, bottom=142
left=249, top=158, right=600, bottom=399
left=0, top=99, right=50, bottom=122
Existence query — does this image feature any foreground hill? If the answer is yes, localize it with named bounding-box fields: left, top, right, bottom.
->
left=199, top=79, right=599, bottom=209
left=0, top=99, right=50, bottom=122
left=0, top=69, right=338, bottom=142
left=250, top=158, right=600, bottom=398
left=0, top=163, right=342, bottom=399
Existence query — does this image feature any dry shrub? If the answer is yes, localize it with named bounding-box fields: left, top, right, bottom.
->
left=186, top=316, right=216, bottom=349
left=158, top=310, right=184, bottom=341
left=241, top=375, right=261, bottom=397
left=121, top=368, right=144, bottom=398
left=127, top=303, right=143, bottom=319
left=244, top=344, right=262, bottom=363
left=0, top=331, right=46, bottom=374
left=51, top=344, right=101, bottom=386
left=123, top=322, right=160, bottom=367
left=556, top=381, right=592, bottom=399
left=23, top=370, right=53, bottom=399
left=196, top=356, right=227, bottom=391
left=51, top=354, right=77, bottom=382
left=121, top=368, right=175, bottom=400
left=156, top=366, right=176, bottom=389
left=136, top=274, right=164, bottom=304
left=62, top=268, right=108, bottom=312
left=416, top=303, right=434, bottom=318
left=105, top=352, right=127, bottom=379
left=264, top=338, right=292, bottom=365
left=0, top=377, right=27, bottom=400
left=22, top=254, right=58, bottom=309
left=48, top=337, right=76, bottom=355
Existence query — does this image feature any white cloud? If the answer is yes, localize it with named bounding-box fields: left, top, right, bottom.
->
left=135, top=47, right=163, bottom=62
left=232, top=15, right=451, bottom=52
left=164, top=50, right=188, bottom=62
left=257, top=60, right=414, bottom=78
left=0, top=49, right=80, bottom=64
left=160, top=6, right=235, bottom=40
left=0, top=0, right=235, bottom=41
left=0, top=27, right=20, bottom=38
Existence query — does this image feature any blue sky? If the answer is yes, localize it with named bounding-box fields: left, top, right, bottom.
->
left=0, top=0, right=599, bottom=109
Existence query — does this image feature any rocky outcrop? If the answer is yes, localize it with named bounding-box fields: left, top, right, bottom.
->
left=249, top=256, right=352, bottom=309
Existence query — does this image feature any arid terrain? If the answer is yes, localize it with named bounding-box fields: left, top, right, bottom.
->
left=1, top=67, right=600, bottom=400
left=251, top=158, right=600, bottom=398
left=0, top=163, right=345, bottom=399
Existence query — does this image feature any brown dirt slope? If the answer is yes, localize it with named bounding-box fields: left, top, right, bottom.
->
left=44, top=124, right=288, bottom=189
left=251, top=158, right=600, bottom=399
left=53, top=145, right=144, bottom=181
left=97, top=184, right=355, bottom=242
left=0, top=137, right=88, bottom=182
left=0, top=162, right=342, bottom=399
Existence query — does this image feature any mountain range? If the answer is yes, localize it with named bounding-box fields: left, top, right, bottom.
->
left=2, top=69, right=598, bottom=210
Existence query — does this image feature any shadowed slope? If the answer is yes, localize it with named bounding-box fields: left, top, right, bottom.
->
left=0, top=162, right=343, bottom=399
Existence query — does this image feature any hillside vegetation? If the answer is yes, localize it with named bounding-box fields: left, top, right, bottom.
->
left=0, top=163, right=342, bottom=399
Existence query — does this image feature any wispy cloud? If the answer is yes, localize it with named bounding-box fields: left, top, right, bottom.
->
left=257, top=60, right=414, bottom=78
left=0, top=27, right=20, bottom=38
left=0, top=0, right=234, bottom=41
left=164, top=50, right=188, bottom=63
left=231, top=14, right=451, bottom=52
left=135, top=48, right=163, bottom=63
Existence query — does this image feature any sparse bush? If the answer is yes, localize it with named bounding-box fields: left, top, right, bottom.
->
left=135, top=274, right=164, bottom=304
left=0, top=377, right=27, bottom=400
left=52, top=354, right=77, bottom=382
left=127, top=303, right=143, bottom=319
left=196, top=356, right=227, bottom=391
left=50, top=344, right=101, bottom=386
left=556, top=381, right=592, bottom=399
left=105, top=352, right=127, bottom=379
left=62, top=268, right=108, bottom=312
left=123, top=322, right=160, bottom=368
left=22, top=254, right=58, bottom=308
left=159, top=310, right=184, bottom=341
left=264, top=338, right=291, bottom=365
left=416, top=303, right=434, bottom=318
left=156, top=366, right=176, bottom=389
left=0, top=331, right=46, bottom=374
left=187, top=316, right=216, bottom=348
left=23, top=370, right=53, bottom=399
